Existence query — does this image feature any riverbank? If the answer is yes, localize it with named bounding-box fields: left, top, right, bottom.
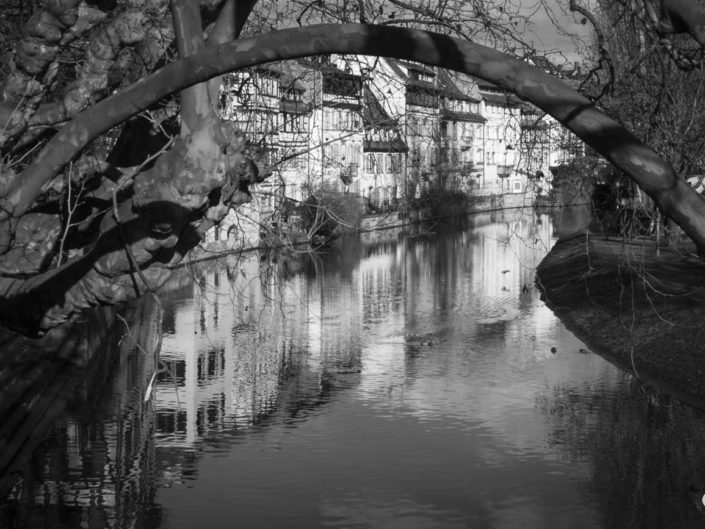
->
left=193, top=190, right=538, bottom=262
left=537, top=231, right=705, bottom=403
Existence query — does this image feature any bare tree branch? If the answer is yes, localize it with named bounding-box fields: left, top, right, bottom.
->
left=1, top=23, right=704, bottom=251
left=569, top=0, right=615, bottom=99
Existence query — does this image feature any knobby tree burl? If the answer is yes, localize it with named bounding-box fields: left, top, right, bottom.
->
left=0, top=0, right=704, bottom=337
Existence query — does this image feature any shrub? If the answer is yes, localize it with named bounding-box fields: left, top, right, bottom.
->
left=299, top=182, right=363, bottom=242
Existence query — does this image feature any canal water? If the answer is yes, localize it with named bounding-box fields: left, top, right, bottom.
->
left=2, top=207, right=705, bottom=528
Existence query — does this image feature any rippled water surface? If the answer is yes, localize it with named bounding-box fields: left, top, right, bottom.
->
left=3, top=208, right=705, bottom=528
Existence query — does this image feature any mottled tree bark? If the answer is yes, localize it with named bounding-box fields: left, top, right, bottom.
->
left=28, top=7, right=147, bottom=127
left=0, top=0, right=120, bottom=150
left=0, top=0, right=262, bottom=336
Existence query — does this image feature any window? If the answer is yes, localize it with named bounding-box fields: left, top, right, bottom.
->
left=364, top=153, right=377, bottom=174
left=407, top=116, right=417, bottom=133
left=336, top=110, right=343, bottom=129
left=323, top=109, right=359, bottom=131
left=386, top=153, right=402, bottom=173
left=323, top=109, right=333, bottom=130
left=332, top=143, right=343, bottom=163
left=283, top=113, right=304, bottom=133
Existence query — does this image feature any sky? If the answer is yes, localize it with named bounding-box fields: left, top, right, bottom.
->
left=269, top=0, right=596, bottom=64
left=521, top=0, right=596, bottom=63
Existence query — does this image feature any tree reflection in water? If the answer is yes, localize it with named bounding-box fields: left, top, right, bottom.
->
left=537, top=376, right=705, bottom=528
left=0, top=297, right=164, bottom=528
left=6, top=208, right=705, bottom=528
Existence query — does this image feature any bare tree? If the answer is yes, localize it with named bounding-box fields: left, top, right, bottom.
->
left=1, top=0, right=705, bottom=337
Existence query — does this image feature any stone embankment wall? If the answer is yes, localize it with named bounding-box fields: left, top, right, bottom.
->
left=196, top=191, right=537, bottom=260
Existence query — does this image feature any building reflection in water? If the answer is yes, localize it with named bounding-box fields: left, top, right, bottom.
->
left=0, top=298, right=163, bottom=528
left=0, top=209, right=566, bottom=527
left=150, top=210, right=561, bottom=467
left=5, top=208, right=703, bottom=527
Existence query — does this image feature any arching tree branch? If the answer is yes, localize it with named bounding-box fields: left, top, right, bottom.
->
left=2, top=22, right=705, bottom=253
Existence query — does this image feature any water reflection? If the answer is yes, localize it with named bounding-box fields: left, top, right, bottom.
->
left=0, top=298, right=163, bottom=528
left=538, top=377, right=705, bottom=529
left=2, top=208, right=705, bottom=528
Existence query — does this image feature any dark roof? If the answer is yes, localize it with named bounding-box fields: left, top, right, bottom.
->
left=364, top=138, right=408, bottom=153
left=323, top=100, right=361, bottom=111
left=322, top=64, right=362, bottom=98
left=396, top=60, right=436, bottom=76
left=279, top=73, right=306, bottom=93
left=406, top=78, right=440, bottom=93
left=362, top=88, right=395, bottom=128
left=436, top=69, right=478, bottom=102
left=440, top=109, right=486, bottom=123
left=482, top=92, right=523, bottom=106
left=321, top=64, right=362, bottom=81
left=280, top=100, right=310, bottom=115
left=384, top=58, right=408, bottom=80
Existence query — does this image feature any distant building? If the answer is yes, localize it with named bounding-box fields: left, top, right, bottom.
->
left=308, top=59, right=365, bottom=193
left=397, top=60, right=441, bottom=196
left=476, top=79, right=524, bottom=194
left=275, top=70, right=312, bottom=203
left=217, top=65, right=291, bottom=248
left=361, top=87, right=407, bottom=211
left=210, top=55, right=589, bottom=249
left=520, top=105, right=586, bottom=197
left=437, top=69, right=486, bottom=193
